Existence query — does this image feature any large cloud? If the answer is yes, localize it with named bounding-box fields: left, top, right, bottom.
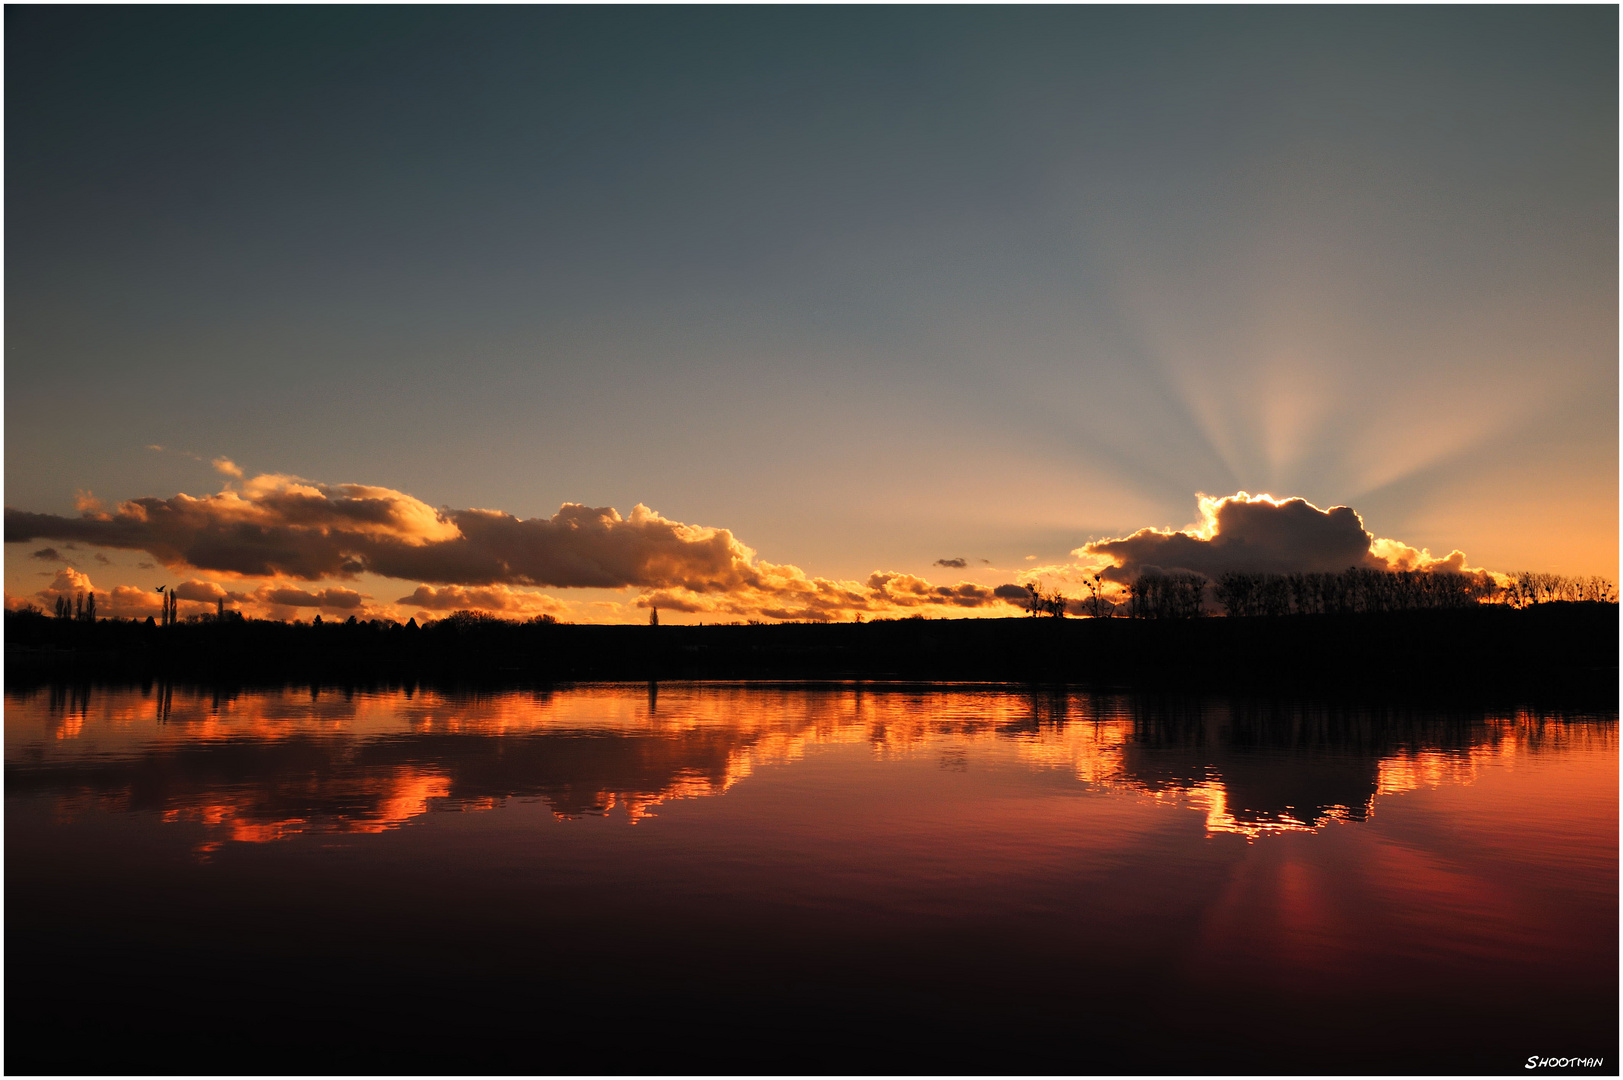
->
left=1081, top=492, right=1479, bottom=583
left=6, top=472, right=1020, bottom=623
left=5, top=473, right=764, bottom=590
left=15, top=479, right=1485, bottom=625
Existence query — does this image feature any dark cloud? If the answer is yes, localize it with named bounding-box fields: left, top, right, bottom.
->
left=5, top=474, right=761, bottom=591
left=1084, top=493, right=1476, bottom=583
left=260, top=586, right=365, bottom=610
left=5, top=472, right=1026, bottom=622
left=866, top=572, right=1005, bottom=609
left=934, top=557, right=968, bottom=569
left=29, top=547, right=60, bottom=561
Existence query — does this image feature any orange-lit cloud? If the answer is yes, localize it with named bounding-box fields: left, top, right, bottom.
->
left=7, top=474, right=746, bottom=587
left=18, top=568, right=166, bottom=620
left=6, top=481, right=1508, bottom=624
left=397, top=583, right=571, bottom=619
left=5, top=472, right=1022, bottom=622
left=6, top=565, right=397, bottom=623
left=634, top=562, right=1014, bottom=622
left=1080, top=492, right=1486, bottom=584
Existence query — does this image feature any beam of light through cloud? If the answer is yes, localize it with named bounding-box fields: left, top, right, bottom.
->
left=3, top=9, right=1612, bottom=593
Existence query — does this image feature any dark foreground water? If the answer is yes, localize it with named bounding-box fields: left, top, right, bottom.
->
left=6, top=683, right=1616, bottom=1075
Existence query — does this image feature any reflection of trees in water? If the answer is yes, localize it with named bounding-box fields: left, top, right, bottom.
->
left=5, top=683, right=1614, bottom=850
left=1090, top=697, right=1614, bottom=837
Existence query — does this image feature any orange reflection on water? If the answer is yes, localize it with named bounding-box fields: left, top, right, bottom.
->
left=1178, top=780, right=1359, bottom=840
left=155, top=765, right=453, bottom=855
left=5, top=684, right=1614, bottom=851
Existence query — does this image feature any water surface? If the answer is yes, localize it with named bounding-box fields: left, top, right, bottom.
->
left=6, top=683, right=1616, bottom=1073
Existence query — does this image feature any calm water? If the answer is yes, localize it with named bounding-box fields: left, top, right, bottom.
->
left=6, top=682, right=1617, bottom=1074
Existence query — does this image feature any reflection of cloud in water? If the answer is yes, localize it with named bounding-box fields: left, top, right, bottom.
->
left=5, top=684, right=1613, bottom=851
left=160, top=766, right=453, bottom=854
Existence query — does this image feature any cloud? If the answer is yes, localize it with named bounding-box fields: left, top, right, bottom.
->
left=17, top=569, right=174, bottom=619
left=257, top=586, right=365, bottom=610
left=397, top=584, right=571, bottom=619
left=867, top=572, right=1007, bottom=609
left=212, top=457, right=244, bottom=478
left=173, top=579, right=243, bottom=603
left=5, top=474, right=746, bottom=587
left=4, top=471, right=1024, bottom=623
left=5, top=477, right=1504, bottom=625
left=635, top=565, right=1013, bottom=622
left=38, top=567, right=93, bottom=602
left=1081, top=492, right=1485, bottom=583
left=29, top=547, right=60, bottom=561
left=5, top=563, right=388, bottom=622
left=15, top=569, right=158, bottom=619
left=105, top=585, right=165, bottom=619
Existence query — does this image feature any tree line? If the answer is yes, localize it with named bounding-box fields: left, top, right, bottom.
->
left=1023, top=568, right=1617, bottom=620
left=18, top=567, right=1619, bottom=629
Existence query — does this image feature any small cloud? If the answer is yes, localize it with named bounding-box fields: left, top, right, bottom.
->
left=144, top=444, right=204, bottom=462
left=137, top=561, right=155, bottom=570
left=256, top=585, right=366, bottom=611
left=979, top=558, right=991, bottom=565
left=1024, top=555, right=1037, bottom=561
left=94, top=552, right=111, bottom=564
left=174, top=579, right=235, bottom=603
left=933, top=557, right=968, bottom=569
left=396, top=583, right=570, bottom=619
left=212, top=457, right=244, bottom=478
left=29, top=547, right=60, bottom=561
left=73, top=490, right=105, bottom=516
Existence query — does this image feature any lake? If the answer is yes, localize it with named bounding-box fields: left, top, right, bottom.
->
left=5, top=682, right=1616, bottom=1074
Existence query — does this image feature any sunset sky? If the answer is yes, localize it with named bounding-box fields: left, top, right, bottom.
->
left=5, top=7, right=1616, bottom=623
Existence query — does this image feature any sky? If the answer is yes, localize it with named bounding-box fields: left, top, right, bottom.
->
left=5, top=7, right=1617, bottom=623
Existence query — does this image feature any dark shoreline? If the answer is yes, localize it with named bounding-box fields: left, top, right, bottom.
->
left=6, top=602, right=1617, bottom=710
